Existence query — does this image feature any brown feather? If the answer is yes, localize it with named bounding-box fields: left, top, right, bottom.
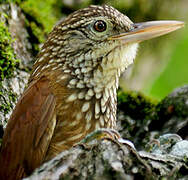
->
left=0, top=77, right=56, bottom=180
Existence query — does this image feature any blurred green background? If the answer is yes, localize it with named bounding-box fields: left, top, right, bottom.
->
left=20, top=0, right=188, bottom=100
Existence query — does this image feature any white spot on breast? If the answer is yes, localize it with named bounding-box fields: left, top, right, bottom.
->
left=64, top=69, right=71, bottom=73
left=77, top=54, right=84, bottom=63
left=96, top=93, right=102, bottom=99
left=59, top=53, right=65, bottom=58
left=44, top=52, right=50, bottom=57
left=81, top=68, right=88, bottom=73
left=101, top=96, right=107, bottom=107
left=106, top=107, right=110, bottom=119
left=56, top=58, right=62, bottom=63
left=48, top=45, right=54, bottom=50
left=82, top=102, right=90, bottom=112
left=99, top=116, right=105, bottom=127
left=94, top=86, right=102, bottom=93
left=78, top=91, right=85, bottom=99
left=85, top=111, right=92, bottom=122
left=40, top=66, right=47, bottom=71
left=83, top=76, right=89, bottom=84
left=85, top=94, right=92, bottom=100
left=87, top=89, right=94, bottom=96
left=52, top=39, right=58, bottom=43
left=76, top=81, right=85, bottom=88
left=52, top=46, right=60, bottom=52
left=95, top=122, right=100, bottom=130
left=85, top=89, right=94, bottom=100
left=49, top=59, right=54, bottom=64
left=51, top=66, right=58, bottom=71
left=101, top=103, right=106, bottom=113
left=37, top=56, right=45, bottom=62
left=56, top=63, right=61, bottom=68
left=69, top=79, right=77, bottom=85
left=40, top=48, right=46, bottom=53
left=85, top=122, right=92, bottom=131
left=75, top=69, right=81, bottom=75
left=52, top=52, right=57, bottom=56
left=60, top=75, right=68, bottom=80
left=95, top=101, right=100, bottom=115
left=45, top=64, right=51, bottom=69
left=66, top=93, right=77, bottom=102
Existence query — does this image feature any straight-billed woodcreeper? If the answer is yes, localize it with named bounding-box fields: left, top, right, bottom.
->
left=0, top=5, right=184, bottom=180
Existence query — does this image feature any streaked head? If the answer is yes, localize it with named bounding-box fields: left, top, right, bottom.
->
left=33, top=5, right=184, bottom=89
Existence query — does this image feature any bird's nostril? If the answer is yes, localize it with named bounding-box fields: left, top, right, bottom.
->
left=129, top=24, right=138, bottom=32
left=132, top=23, right=139, bottom=29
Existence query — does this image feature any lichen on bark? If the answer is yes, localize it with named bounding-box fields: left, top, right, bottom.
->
left=0, top=14, right=19, bottom=81
left=0, top=3, right=30, bottom=127
left=0, top=11, right=20, bottom=126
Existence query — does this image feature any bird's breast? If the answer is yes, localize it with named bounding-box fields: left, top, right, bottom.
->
left=45, top=82, right=117, bottom=160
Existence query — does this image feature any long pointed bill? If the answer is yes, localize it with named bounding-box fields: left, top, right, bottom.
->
left=109, top=20, right=184, bottom=43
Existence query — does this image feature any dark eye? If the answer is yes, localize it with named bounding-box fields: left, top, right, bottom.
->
left=93, top=20, right=107, bottom=32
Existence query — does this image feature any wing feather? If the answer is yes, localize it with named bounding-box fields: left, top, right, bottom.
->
left=0, top=77, right=57, bottom=180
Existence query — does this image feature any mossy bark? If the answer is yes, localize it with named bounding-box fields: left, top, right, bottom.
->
left=0, top=3, right=31, bottom=127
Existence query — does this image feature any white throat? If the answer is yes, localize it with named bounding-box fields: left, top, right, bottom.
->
left=92, top=43, right=138, bottom=90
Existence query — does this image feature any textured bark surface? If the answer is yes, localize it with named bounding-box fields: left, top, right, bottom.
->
left=24, top=132, right=188, bottom=180
left=0, top=3, right=31, bottom=127
left=0, top=2, right=188, bottom=180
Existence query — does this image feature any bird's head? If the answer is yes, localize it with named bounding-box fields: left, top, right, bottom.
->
left=32, top=5, right=183, bottom=90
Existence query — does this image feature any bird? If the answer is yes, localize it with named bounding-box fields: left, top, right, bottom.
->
left=0, top=4, right=184, bottom=180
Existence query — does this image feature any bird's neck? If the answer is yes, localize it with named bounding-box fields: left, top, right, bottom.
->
left=59, top=43, right=138, bottom=129
left=62, top=55, right=120, bottom=129
left=65, top=43, right=138, bottom=91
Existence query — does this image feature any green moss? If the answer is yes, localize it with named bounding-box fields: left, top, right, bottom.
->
left=20, top=0, right=63, bottom=52
left=117, top=90, right=157, bottom=120
left=117, top=90, right=157, bottom=148
left=147, top=86, right=188, bottom=135
left=155, top=86, right=188, bottom=119
left=0, top=19, right=19, bottom=81
left=0, top=13, right=19, bottom=126
left=0, top=89, right=16, bottom=114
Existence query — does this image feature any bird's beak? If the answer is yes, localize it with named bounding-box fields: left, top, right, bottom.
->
left=109, top=20, right=184, bottom=43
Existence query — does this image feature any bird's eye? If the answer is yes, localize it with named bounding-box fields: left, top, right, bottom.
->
left=93, top=20, right=107, bottom=32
